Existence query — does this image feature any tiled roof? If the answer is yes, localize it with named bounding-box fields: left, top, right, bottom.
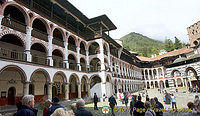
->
left=137, top=47, right=194, bottom=61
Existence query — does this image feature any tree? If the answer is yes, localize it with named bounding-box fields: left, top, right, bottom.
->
left=164, top=39, right=174, bottom=52
left=174, top=37, right=183, bottom=49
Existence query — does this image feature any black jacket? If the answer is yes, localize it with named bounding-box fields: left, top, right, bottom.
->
left=93, top=95, right=98, bottom=103
left=15, top=105, right=37, bottom=116
left=133, top=101, right=145, bottom=116
left=109, top=96, right=117, bottom=106
left=75, top=107, right=93, bottom=116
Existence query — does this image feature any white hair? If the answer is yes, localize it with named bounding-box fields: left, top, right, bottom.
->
left=76, top=99, right=85, bottom=107
left=51, top=108, right=68, bottom=116
left=22, top=95, right=34, bottom=106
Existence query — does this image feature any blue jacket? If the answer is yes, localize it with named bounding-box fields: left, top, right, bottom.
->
left=15, top=105, right=36, bottom=116
left=46, top=104, right=65, bottom=116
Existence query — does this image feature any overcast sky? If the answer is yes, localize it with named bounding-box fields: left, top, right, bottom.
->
left=68, top=0, right=200, bottom=43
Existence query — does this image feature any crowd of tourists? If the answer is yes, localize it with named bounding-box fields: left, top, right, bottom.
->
left=12, top=95, right=92, bottom=116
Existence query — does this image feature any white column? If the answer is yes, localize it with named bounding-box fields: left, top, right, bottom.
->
left=110, top=58, right=113, bottom=72
left=0, top=15, right=4, bottom=28
left=175, top=79, right=178, bottom=87
left=147, top=69, right=150, bottom=80
left=78, top=83, right=81, bottom=98
left=76, top=47, right=81, bottom=71
left=99, top=41, right=105, bottom=71
left=23, top=82, right=30, bottom=96
left=108, top=50, right=111, bottom=69
left=65, top=83, right=69, bottom=100
left=156, top=69, right=159, bottom=79
left=121, top=63, right=124, bottom=76
left=181, top=78, right=185, bottom=87
left=47, top=36, right=53, bottom=66
left=184, top=79, right=188, bottom=88
left=86, top=50, right=89, bottom=71
left=64, top=42, right=69, bottom=68
left=47, top=83, right=53, bottom=100
left=162, top=68, right=165, bottom=77
left=25, top=26, right=33, bottom=62
left=144, top=69, right=146, bottom=80
left=101, top=82, right=106, bottom=102
left=87, top=83, right=91, bottom=98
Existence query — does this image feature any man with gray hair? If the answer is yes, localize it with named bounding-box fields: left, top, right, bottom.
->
left=15, top=95, right=37, bottom=116
left=75, top=99, right=93, bottom=116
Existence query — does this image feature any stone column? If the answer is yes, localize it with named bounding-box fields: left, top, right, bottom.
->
left=47, top=83, right=53, bottom=100
left=76, top=47, right=81, bottom=71
left=86, top=50, right=90, bottom=71
left=47, top=36, right=53, bottom=66
left=87, top=83, right=91, bottom=98
left=0, top=15, right=4, bottom=28
left=189, top=79, right=192, bottom=88
left=121, top=63, right=124, bottom=76
left=181, top=78, right=185, bottom=87
left=99, top=41, right=105, bottom=71
left=64, top=42, right=69, bottom=68
left=162, top=68, right=165, bottom=77
left=163, top=81, right=166, bottom=88
left=23, top=82, right=30, bottom=96
left=175, top=79, right=178, bottom=87
left=156, top=69, right=159, bottom=79
left=184, top=79, right=188, bottom=88
left=108, top=50, right=111, bottom=70
left=25, top=26, right=33, bottom=62
left=65, top=83, right=69, bottom=100
left=101, top=82, right=106, bottom=102
left=147, top=69, right=150, bottom=80
left=144, top=69, right=146, bottom=80
left=78, top=83, right=81, bottom=98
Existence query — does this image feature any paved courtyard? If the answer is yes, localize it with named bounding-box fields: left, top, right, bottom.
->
left=84, top=87, right=199, bottom=116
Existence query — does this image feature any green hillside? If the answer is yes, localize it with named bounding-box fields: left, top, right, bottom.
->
left=120, top=32, right=164, bottom=57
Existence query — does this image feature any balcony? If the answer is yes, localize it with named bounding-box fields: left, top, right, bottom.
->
left=32, top=55, right=49, bottom=66
left=0, top=48, right=27, bottom=61
left=69, top=63, right=78, bottom=71
left=15, top=0, right=91, bottom=40
left=31, top=29, right=48, bottom=42
left=52, top=38, right=64, bottom=47
left=68, top=44, right=76, bottom=52
left=53, top=59, right=64, bottom=68
left=1, top=17, right=26, bottom=33
left=80, top=49, right=86, bottom=55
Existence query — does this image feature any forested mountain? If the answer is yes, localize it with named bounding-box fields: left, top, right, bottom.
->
left=120, top=32, right=185, bottom=57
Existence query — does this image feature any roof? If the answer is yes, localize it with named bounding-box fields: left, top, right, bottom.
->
left=88, top=15, right=117, bottom=31
left=173, top=57, right=187, bottom=63
left=137, top=47, right=194, bottom=62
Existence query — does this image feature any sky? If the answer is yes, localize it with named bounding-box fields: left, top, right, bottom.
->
left=68, top=0, right=200, bottom=43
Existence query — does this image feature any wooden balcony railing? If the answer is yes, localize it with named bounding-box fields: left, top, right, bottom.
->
left=69, top=63, right=78, bottom=71
left=68, top=44, right=76, bottom=52
left=0, top=48, right=27, bottom=61
left=32, top=55, right=49, bottom=66
left=80, top=49, right=86, bottom=55
left=2, top=17, right=26, bottom=33
left=53, top=59, right=64, bottom=68
left=52, top=38, right=64, bottom=47
left=31, top=29, right=48, bottom=42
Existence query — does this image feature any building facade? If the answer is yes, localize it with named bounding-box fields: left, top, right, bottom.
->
left=0, top=0, right=143, bottom=106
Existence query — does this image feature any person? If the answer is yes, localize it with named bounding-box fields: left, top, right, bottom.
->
left=144, top=101, right=156, bottom=116
left=121, top=93, right=124, bottom=104
left=109, top=94, right=117, bottom=116
left=154, top=97, right=164, bottom=116
left=194, top=95, right=200, bottom=108
left=71, top=103, right=77, bottom=113
left=75, top=99, right=93, bottom=116
left=195, top=85, right=198, bottom=93
left=43, top=99, right=52, bottom=116
left=103, top=93, right=107, bottom=102
left=51, top=108, right=69, bottom=116
left=150, top=98, right=156, bottom=108
left=171, top=93, right=177, bottom=109
left=93, top=93, right=98, bottom=110
left=146, top=95, right=150, bottom=102
left=124, top=94, right=129, bottom=108
left=16, top=101, right=23, bottom=111
left=165, top=91, right=171, bottom=105
left=15, top=95, right=37, bottom=116
left=130, top=95, right=137, bottom=116
left=187, top=102, right=198, bottom=116
left=46, top=96, right=65, bottom=116
left=133, top=95, right=145, bottom=116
